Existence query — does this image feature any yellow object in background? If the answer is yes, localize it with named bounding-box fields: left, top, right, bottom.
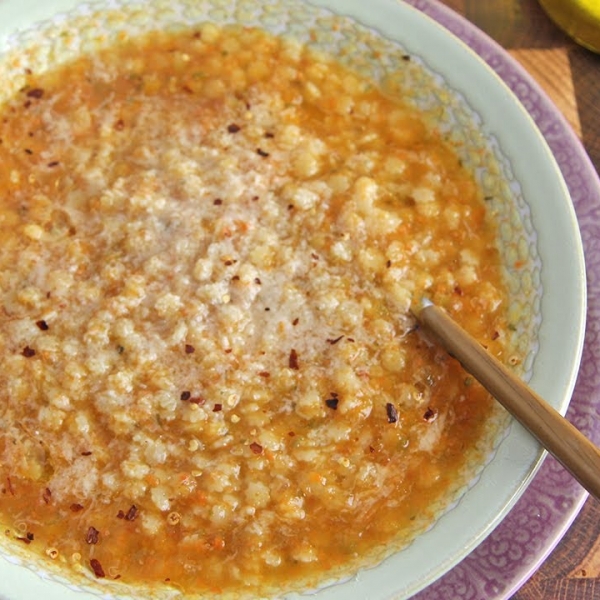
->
left=539, top=0, right=600, bottom=53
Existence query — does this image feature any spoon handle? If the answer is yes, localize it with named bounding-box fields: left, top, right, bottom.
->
left=414, top=301, right=600, bottom=501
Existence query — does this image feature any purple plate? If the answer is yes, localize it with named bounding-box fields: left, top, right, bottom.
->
left=406, top=1, right=600, bottom=598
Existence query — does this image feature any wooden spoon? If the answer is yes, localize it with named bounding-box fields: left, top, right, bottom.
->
left=412, top=298, right=600, bottom=501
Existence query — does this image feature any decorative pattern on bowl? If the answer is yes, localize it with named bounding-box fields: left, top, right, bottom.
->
left=408, top=1, right=597, bottom=598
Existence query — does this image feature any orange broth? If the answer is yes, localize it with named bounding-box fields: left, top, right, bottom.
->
left=0, top=23, right=511, bottom=597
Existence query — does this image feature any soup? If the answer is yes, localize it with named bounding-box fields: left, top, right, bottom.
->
left=0, top=22, right=512, bottom=597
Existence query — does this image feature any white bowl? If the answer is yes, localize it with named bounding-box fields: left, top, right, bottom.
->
left=0, top=1, right=586, bottom=599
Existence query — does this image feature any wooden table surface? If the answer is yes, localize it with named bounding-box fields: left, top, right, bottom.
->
left=437, top=1, right=600, bottom=599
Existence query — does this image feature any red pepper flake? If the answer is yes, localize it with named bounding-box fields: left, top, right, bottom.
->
left=224, top=348, right=233, bottom=353
left=27, top=532, right=34, bottom=541
left=326, top=335, right=344, bottom=345
left=254, top=277, right=262, bottom=285
left=47, top=161, right=60, bottom=168
left=16, top=534, right=33, bottom=544
left=289, top=348, right=299, bottom=370
left=214, top=198, right=223, bottom=205
left=231, top=275, right=240, bottom=281
left=21, top=346, right=36, bottom=358
left=249, top=442, right=263, bottom=455
left=227, top=123, right=241, bottom=133
left=125, top=505, right=138, bottom=521
left=5, top=477, right=14, bottom=496
left=491, top=330, right=500, bottom=341
left=185, top=344, right=195, bottom=354
left=86, top=526, right=100, bottom=545
left=386, top=402, right=399, bottom=424
left=292, top=318, right=299, bottom=326
left=116, top=506, right=135, bottom=520
left=369, top=445, right=376, bottom=453
left=114, top=119, right=125, bottom=131
left=189, top=396, right=205, bottom=405
left=180, top=391, right=191, bottom=401
left=264, top=132, right=275, bottom=138
left=258, top=371, right=270, bottom=378
left=256, top=148, right=270, bottom=157
left=288, top=431, right=296, bottom=437
left=26, top=88, right=44, bottom=99
left=81, top=451, right=92, bottom=456
left=42, top=488, right=52, bottom=504
left=423, top=407, right=438, bottom=423
left=90, top=558, right=105, bottom=578
left=35, top=320, right=49, bottom=331
left=325, top=397, right=339, bottom=410
left=311, top=253, right=319, bottom=260
left=24, top=148, right=33, bottom=155
left=252, top=195, right=259, bottom=201
left=454, top=286, right=463, bottom=296
left=70, top=503, right=84, bottom=512
left=386, top=260, right=392, bottom=268
left=213, top=403, right=222, bottom=412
